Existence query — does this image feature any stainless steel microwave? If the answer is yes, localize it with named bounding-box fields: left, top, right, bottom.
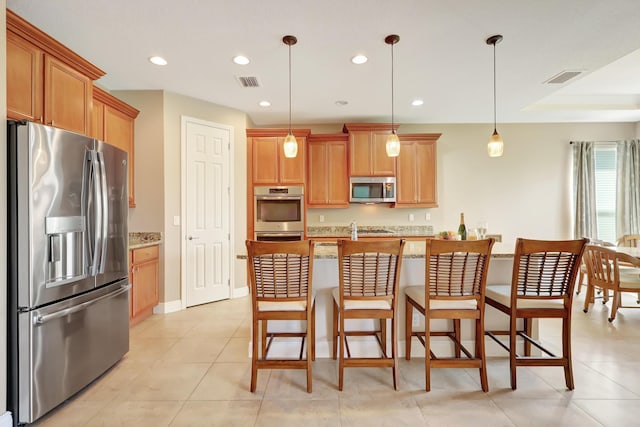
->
left=349, top=177, right=396, bottom=203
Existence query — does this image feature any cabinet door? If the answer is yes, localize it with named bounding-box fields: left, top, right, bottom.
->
left=349, top=131, right=396, bottom=176
left=307, top=140, right=348, bottom=207
left=396, top=142, right=418, bottom=204
left=349, top=131, right=373, bottom=176
left=44, top=56, right=92, bottom=135
left=371, top=132, right=396, bottom=176
left=396, top=140, right=437, bottom=207
left=326, top=141, right=349, bottom=205
left=131, top=258, right=159, bottom=318
left=307, top=141, right=328, bottom=205
left=91, top=98, right=105, bottom=140
left=105, top=106, right=135, bottom=207
left=252, top=137, right=280, bottom=184
left=7, top=32, right=43, bottom=122
left=416, top=141, right=437, bottom=205
left=279, top=137, right=305, bottom=184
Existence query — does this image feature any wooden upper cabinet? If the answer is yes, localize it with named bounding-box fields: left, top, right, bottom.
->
left=307, top=135, right=349, bottom=208
left=91, top=98, right=105, bottom=140
left=395, top=134, right=440, bottom=208
left=7, top=9, right=105, bottom=133
left=248, top=129, right=310, bottom=185
left=93, top=86, right=140, bottom=208
left=345, top=123, right=398, bottom=176
left=44, top=56, right=92, bottom=134
left=7, top=31, right=43, bottom=122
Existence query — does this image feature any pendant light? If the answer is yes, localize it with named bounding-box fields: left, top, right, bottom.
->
left=385, top=34, right=400, bottom=157
left=486, top=34, right=504, bottom=157
left=282, top=35, right=298, bottom=158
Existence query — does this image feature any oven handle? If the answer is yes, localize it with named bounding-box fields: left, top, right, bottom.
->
left=255, top=195, right=303, bottom=200
left=255, top=232, right=303, bottom=237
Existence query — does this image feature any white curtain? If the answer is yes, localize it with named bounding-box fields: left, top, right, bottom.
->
left=572, top=141, right=597, bottom=239
left=616, top=139, right=640, bottom=239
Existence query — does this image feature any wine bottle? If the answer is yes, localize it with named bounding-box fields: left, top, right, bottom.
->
left=458, top=212, right=467, bottom=240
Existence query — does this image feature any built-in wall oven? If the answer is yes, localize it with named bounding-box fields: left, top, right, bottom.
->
left=254, top=186, right=304, bottom=241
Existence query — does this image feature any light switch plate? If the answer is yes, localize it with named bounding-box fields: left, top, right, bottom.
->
left=173, top=215, right=180, bottom=226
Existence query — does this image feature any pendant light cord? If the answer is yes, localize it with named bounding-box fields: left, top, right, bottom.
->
left=391, top=41, right=395, bottom=133
left=492, top=41, right=497, bottom=132
left=288, top=42, right=292, bottom=135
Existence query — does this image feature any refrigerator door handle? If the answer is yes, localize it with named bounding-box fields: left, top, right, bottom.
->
left=33, top=285, right=130, bottom=325
left=97, top=151, right=109, bottom=274
left=87, top=150, right=102, bottom=276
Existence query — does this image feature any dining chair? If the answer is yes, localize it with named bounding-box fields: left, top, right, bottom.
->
left=617, top=234, right=640, bottom=248
left=575, top=239, right=614, bottom=297
left=582, top=244, right=640, bottom=322
left=405, top=238, right=495, bottom=391
left=245, top=239, right=315, bottom=393
left=616, top=234, right=640, bottom=304
left=332, top=239, right=405, bottom=391
left=485, top=238, right=587, bottom=390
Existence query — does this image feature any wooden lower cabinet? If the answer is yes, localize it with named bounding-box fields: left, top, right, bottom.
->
left=129, top=245, right=159, bottom=326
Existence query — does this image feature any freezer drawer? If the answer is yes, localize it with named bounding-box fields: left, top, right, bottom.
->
left=17, top=281, right=130, bottom=424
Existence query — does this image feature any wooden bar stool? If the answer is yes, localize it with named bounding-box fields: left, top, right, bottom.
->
left=485, top=238, right=587, bottom=390
left=332, top=239, right=405, bottom=391
left=405, top=238, right=495, bottom=391
left=245, top=240, right=315, bottom=393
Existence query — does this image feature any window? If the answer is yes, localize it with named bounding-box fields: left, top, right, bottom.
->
left=594, top=145, right=617, bottom=243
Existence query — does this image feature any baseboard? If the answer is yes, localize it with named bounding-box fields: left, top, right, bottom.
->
left=0, top=411, right=13, bottom=427
left=232, top=286, right=249, bottom=298
left=152, top=299, right=182, bottom=314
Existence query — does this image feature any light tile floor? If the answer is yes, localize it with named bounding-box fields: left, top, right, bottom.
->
left=35, top=291, right=640, bottom=426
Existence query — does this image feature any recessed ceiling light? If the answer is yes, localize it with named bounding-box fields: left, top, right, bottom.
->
left=411, top=99, right=424, bottom=107
left=258, top=101, right=271, bottom=107
left=335, top=100, right=348, bottom=106
left=233, top=55, right=250, bottom=65
left=351, top=55, right=368, bottom=65
left=149, top=56, right=167, bottom=66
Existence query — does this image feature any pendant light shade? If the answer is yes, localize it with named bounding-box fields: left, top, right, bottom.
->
left=385, top=34, right=400, bottom=157
left=486, top=34, right=504, bottom=157
left=283, top=35, right=298, bottom=158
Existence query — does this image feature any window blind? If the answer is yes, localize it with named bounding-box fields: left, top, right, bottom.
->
left=594, top=146, right=617, bottom=243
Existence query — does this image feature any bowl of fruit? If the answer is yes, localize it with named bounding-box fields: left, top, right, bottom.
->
left=437, top=231, right=459, bottom=240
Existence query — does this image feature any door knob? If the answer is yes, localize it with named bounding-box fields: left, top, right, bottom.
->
left=187, top=236, right=200, bottom=240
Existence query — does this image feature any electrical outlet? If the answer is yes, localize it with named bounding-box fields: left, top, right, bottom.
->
left=319, top=215, right=325, bottom=223
left=409, top=214, right=414, bottom=222
left=425, top=212, right=431, bottom=221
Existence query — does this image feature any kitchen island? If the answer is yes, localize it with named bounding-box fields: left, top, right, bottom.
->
left=254, top=239, right=529, bottom=359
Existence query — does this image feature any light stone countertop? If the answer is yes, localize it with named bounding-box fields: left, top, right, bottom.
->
left=129, top=232, right=163, bottom=249
left=237, top=240, right=514, bottom=259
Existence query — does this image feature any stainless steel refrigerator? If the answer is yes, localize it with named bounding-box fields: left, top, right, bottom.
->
left=7, top=121, right=130, bottom=425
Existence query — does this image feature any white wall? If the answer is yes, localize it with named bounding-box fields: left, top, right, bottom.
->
left=306, top=122, right=637, bottom=246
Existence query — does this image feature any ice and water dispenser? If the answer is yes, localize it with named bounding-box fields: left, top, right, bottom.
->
left=45, top=216, right=87, bottom=286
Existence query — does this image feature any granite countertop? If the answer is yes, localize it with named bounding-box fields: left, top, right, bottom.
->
left=129, top=232, right=163, bottom=249
left=307, top=225, right=435, bottom=238
left=237, top=240, right=514, bottom=260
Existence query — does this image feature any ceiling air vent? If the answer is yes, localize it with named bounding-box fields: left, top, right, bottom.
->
left=236, top=76, right=260, bottom=88
left=544, top=70, right=582, bottom=84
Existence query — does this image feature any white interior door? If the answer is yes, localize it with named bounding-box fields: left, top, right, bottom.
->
left=183, top=117, right=232, bottom=306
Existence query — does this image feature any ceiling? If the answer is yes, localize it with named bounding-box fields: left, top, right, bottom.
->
left=7, top=0, right=640, bottom=126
